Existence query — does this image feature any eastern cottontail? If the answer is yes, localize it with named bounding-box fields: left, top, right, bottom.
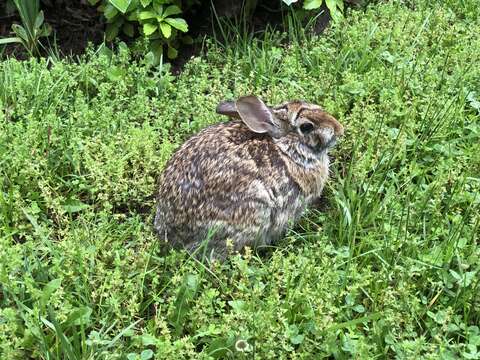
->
left=154, top=96, right=344, bottom=259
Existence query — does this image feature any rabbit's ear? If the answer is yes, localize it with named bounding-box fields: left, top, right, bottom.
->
left=216, top=100, right=239, bottom=118
left=235, top=96, right=277, bottom=135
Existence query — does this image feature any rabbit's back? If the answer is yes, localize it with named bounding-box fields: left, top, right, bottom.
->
left=154, top=120, right=305, bottom=255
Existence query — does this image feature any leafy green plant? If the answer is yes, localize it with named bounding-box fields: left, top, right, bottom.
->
left=0, top=0, right=51, bottom=56
left=88, top=0, right=344, bottom=64
left=88, top=0, right=191, bottom=63
left=283, top=0, right=344, bottom=21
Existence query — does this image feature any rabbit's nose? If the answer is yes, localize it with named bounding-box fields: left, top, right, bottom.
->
left=317, top=127, right=335, bottom=147
left=320, top=126, right=334, bottom=139
left=318, top=113, right=343, bottom=137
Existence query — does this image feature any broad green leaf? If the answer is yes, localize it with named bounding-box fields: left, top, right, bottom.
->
left=326, top=0, right=343, bottom=21
left=163, top=5, right=182, bottom=17
left=290, top=334, right=304, bottom=345
left=353, top=304, right=366, bottom=313
left=40, top=279, right=62, bottom=307
left=109, top=0, right=131, bottom=13
left=145, top=51, right=156, bottom=66
left=62, top=199, right=89, bottom=213
left=146, top=40, right=163, bottom=66
left=104, top=4, right=119, bottom=20
left=125, top=0, right=138, bottom=12
left=40, top=23, right=52, bottom=37
left=65, top=306, right=93, bottom=326
left=325, top=0, right=338, bottom=12
left=140, top=349, right=154, bottom=360
left=138, top=10, right=156, bottom=20
left=143, top=22, right=157, bottom=36
left=303, top=0, right=323, bottom=10
left=0, top=37, right=22, bottom=44
left=12, top=24, right=28, bottom=42
left=107, top=66, right=127, bottom=81
left=140, top=334, right=157, bottom=346
left=167, top=46, right=177, bottom=59
left=159, top=22, right=171, bottom=38
left=164, top=17, right=188, bottom=32
left=152, top=2, right=163, bottom=16
left=140, top=0, right=151, bottom=7
left=451, top=270, right=477, bottom=287
left=34, top=10, right=44, bottom=29
left=228, top=300, right=246, bottom=313
left=205, top=336, right=236, bottom=359
left=122, top=328, right=135, bottom=337
left=127, top=11, right=138, bottom=21
left=97, top=44, right=113, bottom=59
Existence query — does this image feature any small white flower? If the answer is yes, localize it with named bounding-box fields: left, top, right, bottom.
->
left=235, top=339, right=251, bottom=352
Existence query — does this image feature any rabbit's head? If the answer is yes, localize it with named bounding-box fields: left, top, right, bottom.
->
left=217, top=96, right=344, bottom=166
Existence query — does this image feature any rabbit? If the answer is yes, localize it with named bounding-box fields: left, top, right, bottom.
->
left=154, top=95, right=344, bottom=260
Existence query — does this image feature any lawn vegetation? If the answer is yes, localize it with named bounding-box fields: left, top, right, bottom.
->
left=1, top=0, right=479, bottom=358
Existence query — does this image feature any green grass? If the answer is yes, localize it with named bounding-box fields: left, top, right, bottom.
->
left=1, top=1, right=480, bottom=358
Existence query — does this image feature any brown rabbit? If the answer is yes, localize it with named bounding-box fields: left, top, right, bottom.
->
left=154, top=96, right=344, bottom=259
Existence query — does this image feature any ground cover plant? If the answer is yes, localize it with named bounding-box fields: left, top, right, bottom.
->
left=1, top=0, right=479, bottom=358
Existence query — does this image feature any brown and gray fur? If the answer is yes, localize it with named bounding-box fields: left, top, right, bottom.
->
left=154, top=96, right=344, bottom=259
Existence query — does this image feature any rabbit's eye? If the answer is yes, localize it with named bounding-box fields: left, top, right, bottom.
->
left=299, top=123, right=314, bottom=135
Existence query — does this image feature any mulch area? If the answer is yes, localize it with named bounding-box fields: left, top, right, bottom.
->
left=1, top=1, right=104, bottom=59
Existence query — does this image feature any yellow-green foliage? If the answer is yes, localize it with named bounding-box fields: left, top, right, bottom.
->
left=0, top=1, right=479, bottom=358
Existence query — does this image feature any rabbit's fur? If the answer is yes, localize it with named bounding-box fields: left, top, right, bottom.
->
left=154, top=96, right=344, bottom=259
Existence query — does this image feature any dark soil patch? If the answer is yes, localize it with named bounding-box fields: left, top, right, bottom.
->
left=42, top=1, right=105, bottom=56
left=0, top=1, right=104, bottom=59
